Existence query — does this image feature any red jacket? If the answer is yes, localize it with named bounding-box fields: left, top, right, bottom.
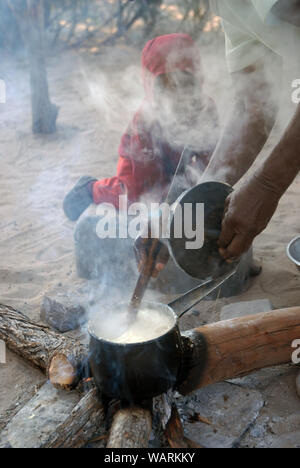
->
left=92, top=34, right=218, bottom=208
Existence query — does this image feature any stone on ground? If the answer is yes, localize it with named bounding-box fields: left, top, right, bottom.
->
left=177, top=382, right=264, bottom=448
left=238, top=370, right=300, bottom=448
left=41, top=287, right=87, bottom=332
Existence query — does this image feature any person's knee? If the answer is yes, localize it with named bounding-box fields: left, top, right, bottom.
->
left=74, top=216, right=101, bottom=279
left=74, top=216, right=99, bottom=243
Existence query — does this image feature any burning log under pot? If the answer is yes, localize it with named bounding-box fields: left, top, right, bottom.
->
left=1, top=301, right=300, bottom=448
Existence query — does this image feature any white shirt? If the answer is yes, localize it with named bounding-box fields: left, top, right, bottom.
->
left=210, top=0, right=300, bottom=72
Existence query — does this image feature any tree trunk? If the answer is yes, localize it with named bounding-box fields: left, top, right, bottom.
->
left=6, top=0, right=58, bottom=133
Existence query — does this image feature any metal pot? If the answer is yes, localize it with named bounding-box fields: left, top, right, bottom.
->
left=89, top=301, right=182, bottom=402
left=88, top=269, right=236, bottom=403
left=287, top=235, right=300, bottom=273
left=168, top=181, right=234, bottom=280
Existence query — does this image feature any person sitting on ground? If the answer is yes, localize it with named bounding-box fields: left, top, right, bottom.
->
left=63, top=33, right=219, bottom=224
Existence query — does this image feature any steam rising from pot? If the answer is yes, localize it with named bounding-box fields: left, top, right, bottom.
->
left=89, top=304, right=175, bottom=344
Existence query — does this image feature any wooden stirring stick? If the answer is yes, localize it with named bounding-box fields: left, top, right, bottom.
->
left=129, top=237, right=162, bottom=313
left=128, top=146, right=193, bottom=318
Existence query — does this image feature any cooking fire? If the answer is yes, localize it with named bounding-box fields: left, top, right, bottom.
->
left=0, top=0, right=300, bottom=451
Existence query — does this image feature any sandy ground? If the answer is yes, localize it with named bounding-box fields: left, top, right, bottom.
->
left=0, top=33, right=299, bottom=442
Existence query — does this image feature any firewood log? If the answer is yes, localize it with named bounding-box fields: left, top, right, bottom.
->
left=179, top=306, right=300, bottom=395
left=0, top=304, right=87, bottom=390
left=165, top=405, right=202, bottom=449
left=0, top=383, right=105, bottom=449
left=48, top=346, right=88, bottom=391
left=42, top=388, right=105, bottom=448
left=107, top=407, right=152, bottom=448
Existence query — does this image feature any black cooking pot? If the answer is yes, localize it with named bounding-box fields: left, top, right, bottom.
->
left=89, top=269, right=237, bottom=402
left=89, top=302, right=181, bottom=402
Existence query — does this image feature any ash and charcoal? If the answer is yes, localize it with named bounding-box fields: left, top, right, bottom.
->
left=150, top=365, right=300, bottom=449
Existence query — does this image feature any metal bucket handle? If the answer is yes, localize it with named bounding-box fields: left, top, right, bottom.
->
left=168, top=267, right=238, bottom=318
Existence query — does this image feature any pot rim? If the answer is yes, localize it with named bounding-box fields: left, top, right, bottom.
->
left=287, top=235, right=300, bottom=267
left=88, top=300, right=179, bottom=347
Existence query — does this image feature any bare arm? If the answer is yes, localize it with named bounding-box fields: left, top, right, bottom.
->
left=218, top=103, right=300, bottom=260
left=271, top=0, right=300, bottom=27
left=257, top=103, right=300, bottom=197
left=202, top=61, right=278, bottom=186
